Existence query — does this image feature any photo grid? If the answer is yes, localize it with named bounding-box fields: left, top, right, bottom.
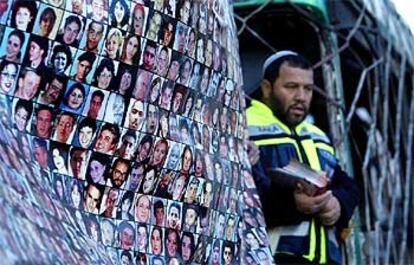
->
left=0, top=0, right=272, bottom=264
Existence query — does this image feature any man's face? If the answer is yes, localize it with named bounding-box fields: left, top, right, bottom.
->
left=43, top=78, right=64, bottom=104
left=56, top=114, right=74, bottom=142
left=181, top=62, right=191, bottom=83
left=29, top=41, right=44, bottom=61
left=78, top=126, right=94, bottom=148
left=63, top=22, right=80, bottom=44
left=223, top=246, right=233, bottom=265
left=36, top=109, right=52, bottom=137
left=95, top=129, right=115, bottom=153
left=129, top=165, right=144, bottom=189
left=185, top=208, right=196, bottom=227
left=76, top=60, right=92, bottom=81
left=167, top=207, right=179, bottom=228
left=119, top=135, right=135, bottom=158
left=84, top=185, right=101, bottom=212
left=186, top=183, right=197, bottom=203
left=128, top=100, right=145, bottom=130
left=87, top=22, right=103, bottom=50
left=88, top=94, right=103, bottom=118
left=70, top=149, right=84, bottom=178
left=266, top=63, right=313, bottom=127
left=111, top=161, right=128, bottom=187
left=19, top=71, right=41, bottom=99
left=154, top=206, right=164, bottom=225
left=143, top=46, right=156, bottom=70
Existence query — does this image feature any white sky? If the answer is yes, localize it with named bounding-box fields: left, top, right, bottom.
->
left=392, top=0, right=414, bottom=33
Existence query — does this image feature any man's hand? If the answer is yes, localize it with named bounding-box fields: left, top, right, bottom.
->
left=318, top=196, right=341, bottom=226
left=247, top=140, right=260, bottom=165
left=294, top=183, right=332, bottom=215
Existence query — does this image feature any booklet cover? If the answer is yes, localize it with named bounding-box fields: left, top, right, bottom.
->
left=268, top=160, right=330, bottom=196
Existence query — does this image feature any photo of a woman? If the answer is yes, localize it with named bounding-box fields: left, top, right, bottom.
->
left=120, top=34, right=140, bottom=65
left=92, top=58, right=115, bottom=90
left=10, top=0, right=38, bottom=32
left=103, top=28, right=123, bottom=60
left=1, top=30, right=26, bottom=63
left=149, top=138, right=169, bottom=169
left=109, top=0, right=130, bottom=30
left=59, top=82, right=87, bottom=114
left=0, top=60, right=19, bottom=95
left=116, top=190, right=134, bottom=220
left=51, top=144, right=69, bottom=175
left=35, top=6, right=57, bottom=38
left=68, top=178, right=83, bottom=210
left=115, top=64, right=135, bottom=96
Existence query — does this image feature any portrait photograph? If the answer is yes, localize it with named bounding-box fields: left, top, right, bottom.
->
left=32, top=3, right=63, bottom=40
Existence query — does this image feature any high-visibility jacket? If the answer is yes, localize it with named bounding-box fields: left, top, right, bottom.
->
left=246, top=99, right=359, bottom=264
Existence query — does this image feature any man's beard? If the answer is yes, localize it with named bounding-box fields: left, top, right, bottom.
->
left=268, top=94, right=308, bottom=127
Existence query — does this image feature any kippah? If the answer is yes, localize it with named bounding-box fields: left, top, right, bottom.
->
left=262, top=50, right=298, bottom=76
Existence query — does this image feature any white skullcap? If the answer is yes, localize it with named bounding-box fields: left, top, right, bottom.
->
left=262, top=50, right=298, bottom=76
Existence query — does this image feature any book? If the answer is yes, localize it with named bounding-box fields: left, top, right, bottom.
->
left=267, top=160, right=330, bottom=196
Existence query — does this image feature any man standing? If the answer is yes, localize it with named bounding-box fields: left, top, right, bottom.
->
left=246, top=51, right=359, bottom=264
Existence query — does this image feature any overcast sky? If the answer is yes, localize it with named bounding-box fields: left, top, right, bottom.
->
left=391, top=0, right=414, bottom=33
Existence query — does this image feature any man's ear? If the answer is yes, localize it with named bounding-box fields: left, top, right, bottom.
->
left=260, top=79, right=271, bottom=99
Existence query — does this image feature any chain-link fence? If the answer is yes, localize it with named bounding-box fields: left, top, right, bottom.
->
left=234, top=0, right=414, bottom=264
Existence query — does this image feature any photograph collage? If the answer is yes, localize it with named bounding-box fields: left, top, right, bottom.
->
left=0, top=0, right=273, bottom=264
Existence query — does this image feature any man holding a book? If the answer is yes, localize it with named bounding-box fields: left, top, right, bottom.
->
left=246, top=51, right=360, bottom=264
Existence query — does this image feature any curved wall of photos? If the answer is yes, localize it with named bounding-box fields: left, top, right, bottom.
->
left=0, top=0, right=272, bottom=264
